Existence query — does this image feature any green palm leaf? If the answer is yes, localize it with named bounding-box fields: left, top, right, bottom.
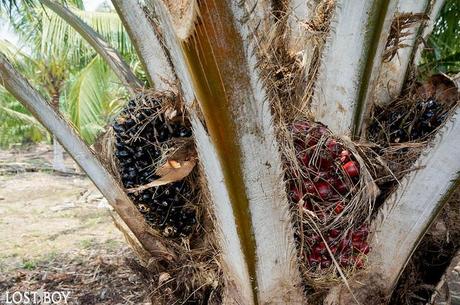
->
left=40, top=5, right=135, bottom=64
left=420, top=0, right=460, bottom=75
left=0, top=87, right=47, bottom=146
left=66, top=55, right=124, bottom=143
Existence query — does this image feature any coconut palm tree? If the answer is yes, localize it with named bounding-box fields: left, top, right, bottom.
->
left=0, top=0, right=458, bottom=304
left=0, top=0, right=135, bottom=169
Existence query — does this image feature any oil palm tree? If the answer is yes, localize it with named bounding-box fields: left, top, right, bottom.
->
left=0, top=0, right=458, bottom=304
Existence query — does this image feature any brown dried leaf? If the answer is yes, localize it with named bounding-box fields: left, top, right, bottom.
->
left=126, top=158, right=196, bottom=193
left=415, top=74, right=459, bottom=105
left=164, top=107, right=178, bottom=120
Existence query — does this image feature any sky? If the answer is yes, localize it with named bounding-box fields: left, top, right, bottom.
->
left=0, top=0, right=109, bottom=45
left=83, top=0, right=107, bottom=11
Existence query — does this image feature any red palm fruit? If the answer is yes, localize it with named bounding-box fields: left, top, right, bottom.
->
left=352, top=239, right=363, bottom=249
left=329, top=228, right=340, bottom=238
left=334, top=179, right=349, bottom=194
left=308, top=125, right=328, bottom=145
left=313, top=157, right=332, bottom=171
left=357, top=224, right=370, bottom=235
left=339, top=255, right=350, bottom=267
left=315, top=182, right=332, bottom=199
left=318, top=171, right=331, bottom=180
left=326, top=139, right=342, bottom=157
left=305, top=181, right=316, bottom=194
left=327, top=234, right=336, bottom=244
left=352, top=229, right=367, bottom=241
left=330, top=246, right=338, bottom=255
left=289, top=186, right=303, bottom=202
left=321, top=259, right=332, bottom=269
left=334, top=202, right=344, bottom=214
left=337, top=238, right=350, bottom=251
left=359, top=243, right=370, bottom=254
left=294, top=138, right=305, bottom=150
left=343, top=161, right=360, bottom=177
left=308, top=253, right=321, bottom=266
left=299, top=152, right=310, bottom=166
left=292, top=121, right=311, bottom=133
left=353, top=257, right=364, bottom=269
left=314, top=241, right=327, bottom=254
left=321, top=157, right=333, bottom=170
left=339, top=150, right=351, bottom=163
left=352, top=234, right=362, bottom=243
left=306, top=137, right=318, bottom=147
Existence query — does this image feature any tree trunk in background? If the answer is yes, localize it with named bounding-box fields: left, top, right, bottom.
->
left=50, top=92, right=66, bottom=172
left=52, top=135, right=66, bottom=171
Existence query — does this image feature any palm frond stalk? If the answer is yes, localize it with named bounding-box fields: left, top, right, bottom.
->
left=151, top=1, right=304, bottom=303
left=0, top=52, right=175, bottom=261
left=41, top=0, right=142, bottom=92
left=111, top=0, right=174, bottom=90
left=309, top=0, right=391, bottom=137
left=370, top=0, right=431, bottom=107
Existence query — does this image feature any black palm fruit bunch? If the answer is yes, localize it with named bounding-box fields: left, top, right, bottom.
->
left=112, top=92, right=197, bottom=238
left=368, top=97, right=448, bottom=145
left=287, top=121, right=372, bottom=272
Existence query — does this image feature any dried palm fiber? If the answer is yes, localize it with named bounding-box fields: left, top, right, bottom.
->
left=255, top=0, right=378, bottom=295
left=364, top=74, right=459, bottom=203
left=383, top=12, right=428, bottom=63
left=97, top=90, right=223, bottom=305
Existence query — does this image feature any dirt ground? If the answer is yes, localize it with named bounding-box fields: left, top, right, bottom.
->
left=0, top=144, right=150, bottom=304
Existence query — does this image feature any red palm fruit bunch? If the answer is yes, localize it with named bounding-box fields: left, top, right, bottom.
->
left=287, top=121, right=374, bottom=273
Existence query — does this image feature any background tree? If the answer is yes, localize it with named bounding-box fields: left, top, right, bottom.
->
left=0, top=0, right=137, bottom=169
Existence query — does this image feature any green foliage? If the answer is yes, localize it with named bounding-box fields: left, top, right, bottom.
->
left=39, top=5, right=137, bottom=65
left=420, top=0, right=460, bottom=76
left=0, top=88, right=47, bottom=147
left=0, top=0, right=136, bottom=147
left=65, top=56, right=126, bottom=143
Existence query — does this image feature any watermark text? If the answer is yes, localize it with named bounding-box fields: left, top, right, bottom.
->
left=2, top=290, right=70, bottom=304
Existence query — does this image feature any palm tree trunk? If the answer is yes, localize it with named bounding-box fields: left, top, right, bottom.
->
left=49, top=92, right=66, bottom=172
left=1, top=0, right=456, bottom=303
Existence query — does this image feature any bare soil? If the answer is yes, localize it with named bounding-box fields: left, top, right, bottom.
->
left=0, top=144, right=150, bottom=304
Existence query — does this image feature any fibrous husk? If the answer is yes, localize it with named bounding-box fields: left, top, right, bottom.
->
left=365, top=74, right=459, bottom=202
left=98, top=90, right=223, bottom=305
left=383, top=12, right=428, bottom=63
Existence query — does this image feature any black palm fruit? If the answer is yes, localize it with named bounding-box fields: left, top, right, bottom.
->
left=369, top=97, right=447, bottom=145
left=112, top=94, right=197, bottom=237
